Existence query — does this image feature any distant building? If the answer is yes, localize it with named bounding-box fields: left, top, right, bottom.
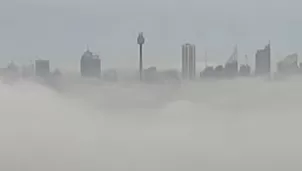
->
left=3, top=61, right=20, bottom=81
left=52, top=68, right=62, bottom=77
left=21, top=63, right=34, bottom=78
left=200, top=46, right=238, bottom=79
left=160, top=69, right=180, bottom=81
left=224, top=46, right=238, bottom=77
left=80, top=49, right=101, bottom=78
left=103, top=69, right=118, bottom=82
left=214, top=65, right=224, bottom=78
left=239, top=64, right=251, bottom=76
left=255, top=44, right=271, bottom=76
left=182, top=43, right=196, bottom=80
left=35, top=59, right=50, bottom=77
left=277, top=53, right=298, bottom=75
left=200, top=66, right=215, bottom=78
left=144, top=66, right=158, bottom=83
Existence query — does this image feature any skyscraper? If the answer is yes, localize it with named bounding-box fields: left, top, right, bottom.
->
left=224, top=46, right=238, bottom=77
left=182, top=43, right=196, bottom=80
left=277, top=53, right=298, bottom=74
left=255, top=44, right=271, bottom=76
left=80, top=49, right=101, bottom=78
left=35, top=59, right=50, bottom=78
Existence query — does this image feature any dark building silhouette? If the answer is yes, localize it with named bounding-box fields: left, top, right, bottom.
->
left=239, top=64, right=251, bottom=76
left=201, top=46, right=239, bottom=79
left=182, top=43, right=196, bottom=80
left=224, top=46, right=238, bottom=78
left=225, top=61, right=238, bottom=77
left=35, top=59, right=50, bottom=77
left=200, top=65, right=225, bottom=79
left=215, top=65, right=224, bottom=78
left=80, top=49, right=101, bottom=78
left=255, top=44, right=271, bottom=76
left=200, top=66, right=215, bottom=78
left=277, top=53, right=298, bottom=75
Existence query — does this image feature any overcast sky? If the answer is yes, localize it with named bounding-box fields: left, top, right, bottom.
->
left=0, top=0, right=302, bottom=71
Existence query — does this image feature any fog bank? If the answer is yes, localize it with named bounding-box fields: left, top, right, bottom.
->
left=0, top=79, right=302, bottom=170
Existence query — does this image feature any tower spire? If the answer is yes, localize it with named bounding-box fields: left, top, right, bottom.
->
left=205, top=50, right=208, bottom=68
left=245, top=54, right=248, bottom=65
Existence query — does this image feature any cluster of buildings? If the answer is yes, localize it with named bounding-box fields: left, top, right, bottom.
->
left=181, top=42, right=302, bottom=80
left=3, top=32, right=302, bottom=84
left=198, top=45, right=251, bottom=79
left=2, top=60, right=43, bottom=78
left=0, top=58, right=61, bottom=84
left=78, top=41, right=302, bottom=82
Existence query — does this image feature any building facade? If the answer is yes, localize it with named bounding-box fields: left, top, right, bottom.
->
left=35, top=59, right=50, bottom=77
left=80, top=50, right=101, bottom=78
left=255, top=44, right=271, bottom=76
left=277, top=53, right=298, bottom=75
left=239, top=64, right=251, bottom=76
left=224, top=46, right=238, bottom=77
left=182, top=43, right=196, bottom=80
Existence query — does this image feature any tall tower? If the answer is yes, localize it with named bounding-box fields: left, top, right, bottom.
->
left=182, top=43, right=196, bottom=80
left=137, top=32, right=145, bottom=81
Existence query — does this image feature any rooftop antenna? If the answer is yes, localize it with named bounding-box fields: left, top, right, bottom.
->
left=235, top=44, right=238, bottom=61
left=205, top=50, right=208, bottom=68
left=245, top=54, right=249, bottom=65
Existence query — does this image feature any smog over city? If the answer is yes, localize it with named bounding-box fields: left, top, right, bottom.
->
left=1, top=0, right=302, bottom=170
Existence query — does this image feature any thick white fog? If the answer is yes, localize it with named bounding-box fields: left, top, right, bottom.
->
left=1, top=78, right=302, bottom=170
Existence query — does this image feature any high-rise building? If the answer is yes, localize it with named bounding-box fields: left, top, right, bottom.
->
left=277, top=53, right=298, bottom=74
left=255, top=44, right=271, bottom=76
left=182, top=43, right=196, bottom=80
left=224, top=46, right=238, bottom=77
left=35, top=59, right=50, bottom=77
left=80, top=49, right=101, bottom=78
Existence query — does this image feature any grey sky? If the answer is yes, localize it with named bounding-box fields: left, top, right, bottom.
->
left=0, top=0, right=302, bottom=71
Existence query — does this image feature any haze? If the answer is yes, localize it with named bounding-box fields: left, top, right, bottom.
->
left=1, top=0, right=302, bottom=170
left=0, top=77, right=302, bottom=170
left=1, top=0, right=302, bottom=69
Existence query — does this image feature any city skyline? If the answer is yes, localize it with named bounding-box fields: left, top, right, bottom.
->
left=1, top=42, right=300, bottom=75
left=1, top=0, right=302, bottom=70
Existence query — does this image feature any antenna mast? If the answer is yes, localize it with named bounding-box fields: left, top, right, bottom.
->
left=205, top=50, right=208, bottom=68
left=245, top=54, right=248, bottom=65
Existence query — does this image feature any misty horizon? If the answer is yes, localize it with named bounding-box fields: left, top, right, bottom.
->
left=1, top=0, right=302, bottom=170
left=1, top=0, right=302, bottom=70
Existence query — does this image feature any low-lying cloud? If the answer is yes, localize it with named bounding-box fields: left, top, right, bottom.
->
left=0, top=78, right=301, bottom=170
